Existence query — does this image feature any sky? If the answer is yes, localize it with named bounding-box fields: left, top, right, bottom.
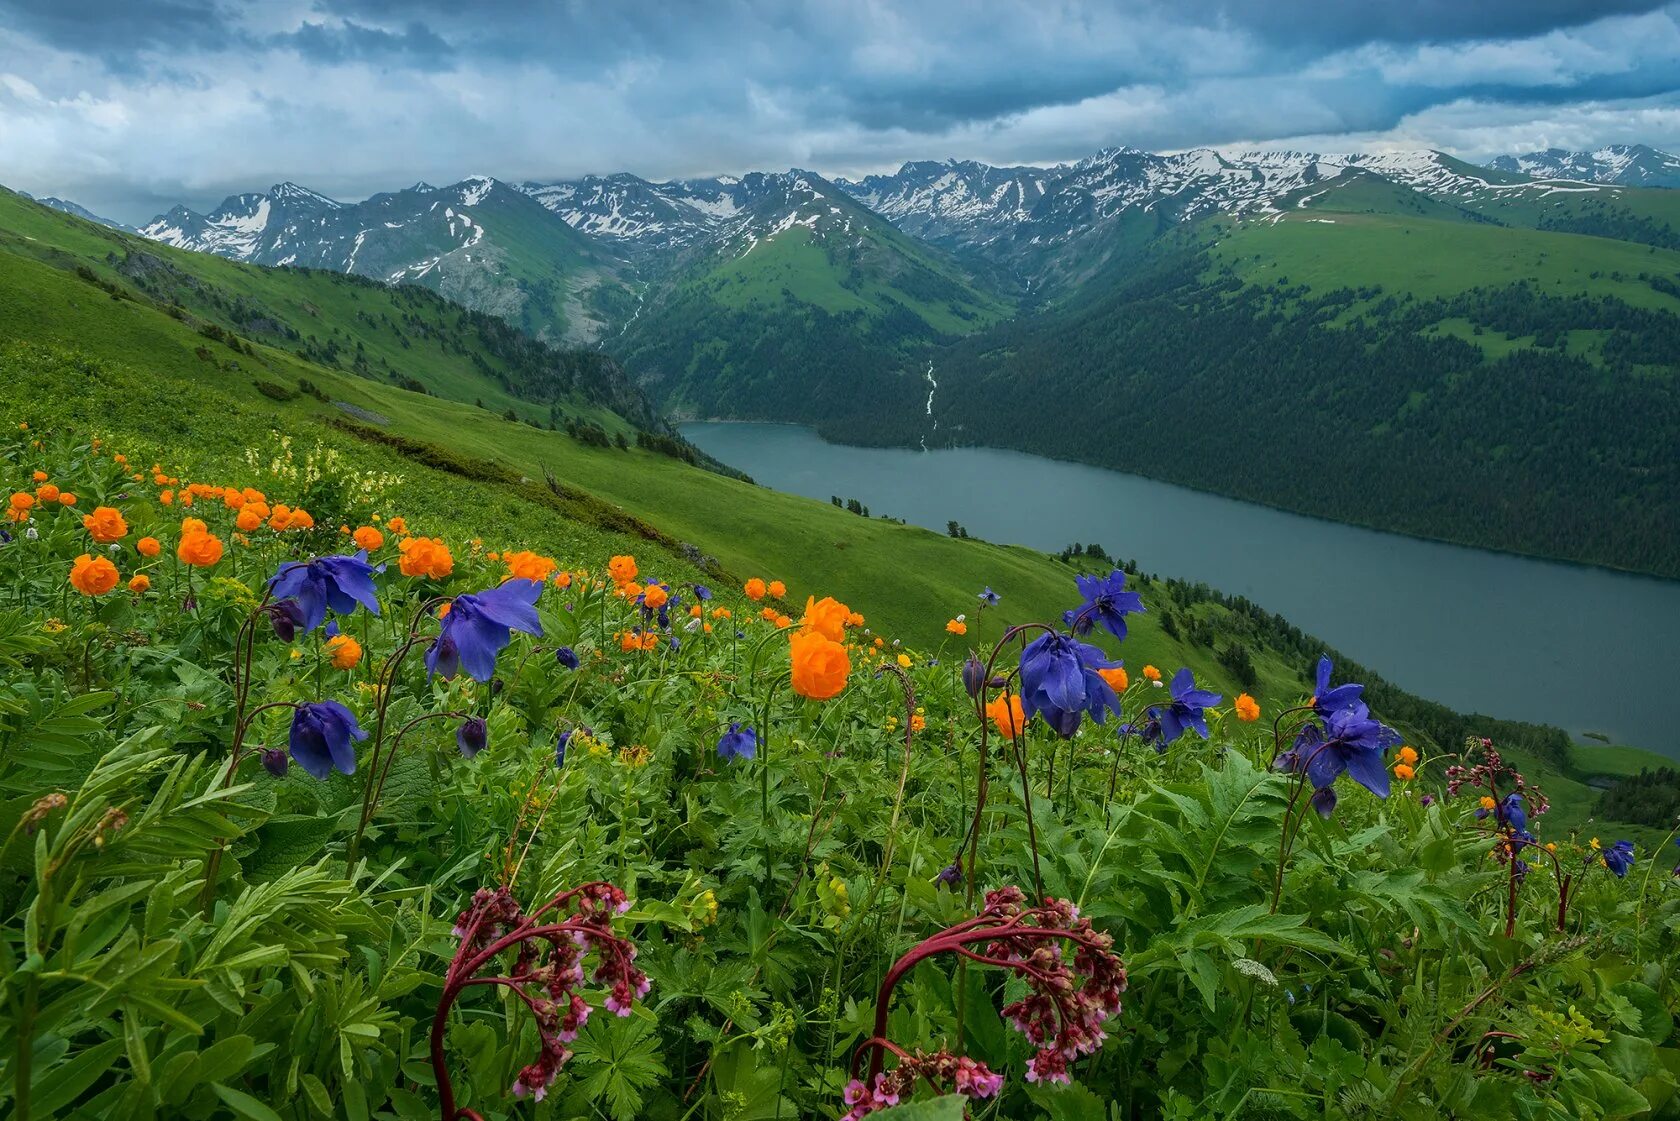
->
left=3, top=0, right=1680, bottom=224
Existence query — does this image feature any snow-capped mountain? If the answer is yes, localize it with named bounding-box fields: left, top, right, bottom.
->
left=29, top=194, right=135, bottom=232
left=1486, top=144, right=1680, bottom=188
left=140, top=177, right=628, bottom=343
left=836, top=159, right=1057, bottom=246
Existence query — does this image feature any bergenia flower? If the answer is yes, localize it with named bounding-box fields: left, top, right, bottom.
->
left=716, top=723, right=757, bottom=762
left=1018, top=632, right=1122, bottom=738
left=1155, top=668, right=1222, bottom=745
left=457, top=717, right=488, bottom=758
left=1063, top=569, right=1144, bottom=642
left=426, top=579, right=544, bottom=681
left=267, top=551, right=381, bottom=633
left=288, top=700, right=368, bottom=779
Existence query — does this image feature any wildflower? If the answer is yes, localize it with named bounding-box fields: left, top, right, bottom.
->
left=177, top=530, right=224, bottom=568
left=69, top=553, right=120, bottom=596
left=426, top=579, right=544, bottom=681
left=1235, top=693, right=1261, bottom=722
left=1393, top=763, right=1415, bottom=781
left=1397, top=745, right=1419, bottom=765
left=398, top=536, right=454, bottom=579
left=555, top=646, right=580, bottom=670
left=1479, top=796, right=1497, bottom=811
left=642, top=583, right=669, bottom=610
left=35, top=484, right=58, bottom=502
left=986, top=693, right=1027, bottom=738
left=692, top=584, right=712, bottom=601
left=554, top=571, right=572, bottom=589
left=504, top=550, right=557, bottom=583
left=7, top=492, right=33, bottom=521
left=768, top=580, right=786, bottom=599
left=1498, top=793, right=1528, bottom=836
left=287, top=700, right=368, bottom=779
left=935, top=863, right=962, bottom=888
left=1018, top=632, right=1122, bottom=738
left=259, top=748, right=289, bottom=777
left=1098, top=665, right=1129, bottom=693
left=57, top=492, right=76, bottom=506
left=607, top=554, right=638, bottom=585
left=136, top=536, right=161, bottom=557
left=896, top=653, right=912, bottom=669
left=774, top=614, right=792, bottom=629
left=235, top=508, right=262, bottom=533
left=1276, top=706, right=1400, bottom=818
left=962, top=655, right=988, bottom=698
left=268, top=551, right=382, bottom=633
left=1142, top=665, right=1161, bottom=682
left=801, top=595, right=850, bottom=642
left=325, top=633, right=363, bottom=670
left=789, top=628, right=850, bottom=700
left=128, top=574, right=150, bottom=594
left=744, top=577, right=767, bottom=601
left=978, top=586, right=1000, bottom=606
left=31, top=470, right=46, bottom=483
left=1309, top=656, right=1364, bottom=720
left=456, top=717, right=489, bottom=758
left=716, top=722, right=758, bottom=762
left=352, top=525, right=384, bottom=551
left=158, top=489, right=173, bottom=506
left=910, top=714, right=927, bottom=733
left=1155, top=668, right=1222, bottom=745
left=1064, top=569, right=1144, bottom=641
left=386, top=516, right=407, bottom=535
left=946, top=618, right=967, bottom=635
left=1601, top=840, right=1636, bottom=878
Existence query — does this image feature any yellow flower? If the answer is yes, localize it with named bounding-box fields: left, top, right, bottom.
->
left=896, top=653, right=912, bottom=668
left=1142, top=665, right=1161, bottom=682
left=1590, top=837, right=1601, bottom=851
left=945, top=618, right=967, bottom=635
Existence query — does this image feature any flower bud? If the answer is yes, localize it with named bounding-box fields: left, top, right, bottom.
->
left=457, top=717, right=488, bottom=758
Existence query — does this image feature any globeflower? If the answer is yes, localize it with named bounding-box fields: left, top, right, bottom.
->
left=177, top=531, right=224, bottom=568
left=398, top=536, right=454, bottom=579
left=946, top=618, right=967, bottom=636
left=789, top=629, right=849, bottom=700
left=127, top=573, right=150, bottom=594
left=325, top=633, right=363, bottom=670
left=642, top=583, right=669, bottom=610
left=503, top=550, right=557, bottom=583
left=986, top=693, right=1027, bottom=738
left=287, top=700, right=368, bottom=779
left=744, top=578, right=767, bottom=601
left=801, top=595, right=850, bottom=642
left=69, top=553, right=120, bottom=596
left=607, top=554, right=638, bottom=585
left=426, top=579, right=544, bottom=682
left=1064, top=569, right=1144, bottom=641
left=35, top=484, right=59, bottom=503
left=1235, top=693, right=1261, bottom=722
left=267, top=551, right=382, bottom=633
left=235, top=509, right=262, bottom=533
left=353, top=526, right=384, bottom=551
left=768, top=580, right=786, bottom=599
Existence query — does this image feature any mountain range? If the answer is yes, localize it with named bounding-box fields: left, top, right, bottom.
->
left=30, top=140, right=1680, bottom=578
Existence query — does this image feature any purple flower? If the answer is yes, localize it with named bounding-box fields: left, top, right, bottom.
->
left=1310, top=656, right=1365, bottom=721
left=1602, top=840, right=1636, bottom=878
left=259, top=748, right=289, bottom=777
left=716, top=722, right=757, bottom=762
left=266, top=599, right=308, bottom=642
left=978, top=586, right=1000, bottom=606
left=934, top=862, right=962, bottom=888
left=426, top=579, right=544, bottom=681
left=1155, top=668, right=1222, bottom=745
left=692, top=584, right=713, bottom=601
left=457, top=717, right=488, bottom=758
left=267, top=551, right=381, bottom=634
left=1498, top=793, right=1528, bottom=836
left=288, top=701, right=368, bottom=779
left=1018, top=631, right=1122, bottom=738
left=555, top=646, right=580, bottom=670
left=961, top=655, right=987, bottom=699
left=1063, top=569, right=1144, bottom=642
left=1276, top=706, right=1399, bottom=810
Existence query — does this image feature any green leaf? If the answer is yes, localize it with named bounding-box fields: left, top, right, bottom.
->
left=212, top=1082, right=286, bottom=1121
left=869, top=1095, right=968, bottom=1120
left=27, top=1039, right=125, bottom=1115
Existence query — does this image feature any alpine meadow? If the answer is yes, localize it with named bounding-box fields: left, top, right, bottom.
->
left=2, top=4, right=1680, bottom=1121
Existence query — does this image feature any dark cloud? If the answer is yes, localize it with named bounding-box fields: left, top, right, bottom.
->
left=276, top=19, right=455, bottom=66
left=0, top=0, right=240, bottom=56
left=1163, top=0, right=1672, bottom=49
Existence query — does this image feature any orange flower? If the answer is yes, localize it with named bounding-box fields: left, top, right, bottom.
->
left=945, top=618, right=967, bottom=636
left=326, top=633, right=363, bottom=670
left=180, top=516, right=207, bottom=536
left=222, top=489, right=245, bottom=510
left=128, top=573, right=150, bottom=594
left=768, top=580, right=787, bottom=599
left=35, top=483, right=59, bottom=503
left=235, top=508, right=262, bottom=533
left=985, top=693, right=1027, bottom=739
left=177, top=531, right=224, bottom=568
left=1397, top=745, right=1419, bottom=765
left=847, top=611, right=865, bottom=628
left=268, top=505, right=314, bottom=531
left=81, top=505, right=130, bottom=543
left=31, top=470, right=46, bottom=482
left=386, top=516, right=407, bottom=535
left=760, top=606, right=779, bottom=622
left=774, top=614, right=792, bottom=629
left=642, top=583, right=669, bottom=609
left=1142, top=665, right=1161, bottom=682
left=158, top=489, right=174, bottom=506
left=607, top=554, right=638, bottom=585
left=179, top=491, right=193, bottom=507
left=69, top=553, right=120, bottom=596
left=711, top=606, right=732, bottom=620
left=743, top=578, right=767, bottom=601
left=1393, top=763, right=1416, bottom=782
left=136, top=536, right=161, bottom=557
left=789, top=629, right=850, bottom=700
left=352, top=526, right=384, bottom=551
left=554, top=571, right=572, bottom=589
left=689, top=604, right=703, bottom=618
left=800, top=595, right=850, bottom=642
left=8, top=491, right=34, bottom=513
left=1098, top=666, right=1129, bottom=693
left=398, top=536, right=454, bottom=579
left=503, top=550, right=557, bottom=583
left=1235, top=693, right=1261, bottom=722
left=57, top=492, right=76, bottom=506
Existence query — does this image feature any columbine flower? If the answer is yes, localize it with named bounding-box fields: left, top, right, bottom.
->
left=457, top=717, right=488, bottom=758
left=961, top=655, right=987, bottom=698
left=1063, top=569, right=1144, bottom=641
left=288, top=701, right=368, bottom=779
left=1498, top=792, right=1529, bottom=837
left=935, top=863, right=962, bottom=888
left=259, top=748, right=289, bottom=777
left=1277, top=705, right=1399, bottom=817
left=267, top=551, right=382, bottom=634
left=1309, top=655, right=1364, bottom=720
left=1154, top=668, right=1222, bottom=745
left=555, top=646, right=580, bottom=670
left=978, top=587, right=1000, bottom=606
left=692, top=584, right=713, bottom=601
left=1601, top=840, right=1636, bottom=878
left=1017, top=632, right=1121, bottom=738
left=716, top=722, right=757, bottom=762
left=426, top=579, right=544, bottom=681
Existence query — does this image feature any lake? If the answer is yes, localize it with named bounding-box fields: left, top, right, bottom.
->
left=682, top=421, right=1680, bottom=761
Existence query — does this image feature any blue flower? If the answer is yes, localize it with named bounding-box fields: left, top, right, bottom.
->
left=1155, top=668, right=1223, bottom=745
left=457, top=717, right=488, bottom=758
left=267, top=551, right=381, bottom=634
left=1602, top=840, right=1636, bottom=878
left=717, top=722, right=757, bottom=762
left=1277, top=705, right=1399, bottom=810
left=1498, top=793, right=1528, bottom=836
left=961, top=655, right=987, bottom=698
left=1018, top=631, right=1122, bottom=738
left=426, top=579, right=544, bottom=681
left=935, top=862, right=962, bottom=888
left=259, top=747, right=289, bottom=777
left=978, top=587, right=1000, bottom=606
left=266, top=598, right=309, bottom=642
left=1310, top=656, right=1365, bottom=721
left=1063, top=569, right=1144, bottom=642
left=692, top=584, right=713, bottom=601
left=288, top=701, right=367, bottom=779
left=556, top=727, right=582, bottom=766
left=555, top=646, right=580, bottom=670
